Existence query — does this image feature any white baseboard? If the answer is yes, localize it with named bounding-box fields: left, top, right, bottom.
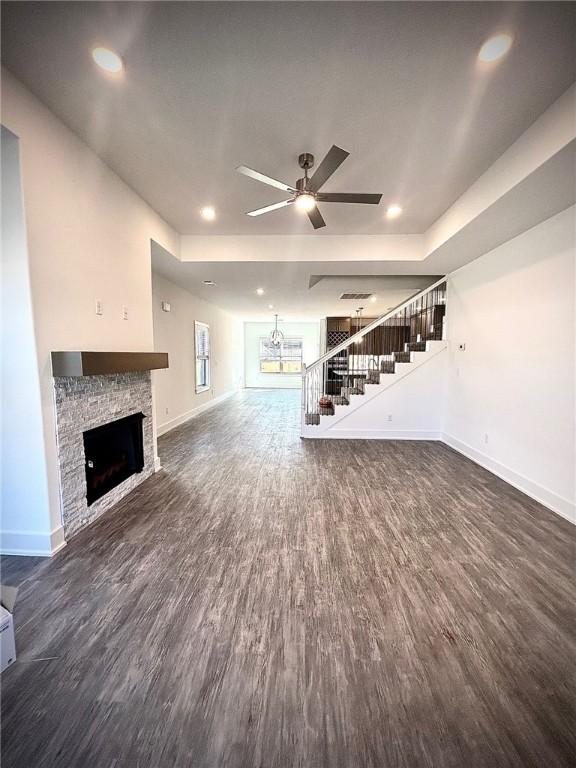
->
left=156, top=390, right=237, bottom=437
left=302, top=429, right=443, bottom=440
left=50, top=525, right=67, bottom=554
left=0, top=525, right=67, bottom=557
left=442, top=433, right=575, bottom=524
left=154, top=456, right=162, bottom=472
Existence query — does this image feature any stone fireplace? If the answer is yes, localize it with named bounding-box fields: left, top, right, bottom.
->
left=51, top=352, right=168, bottom=539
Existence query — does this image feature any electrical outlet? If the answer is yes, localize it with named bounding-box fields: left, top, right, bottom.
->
left=122, top=305, right=128, bottom=321
left=458, top=343, right=466, bottom=351
left=165, top=407, right=169, bottom=415
left=95, top=299, right=103, bottom=316
left=484, top=433, right=489, bottom=444
left=387, top=414, right=393, bottom=422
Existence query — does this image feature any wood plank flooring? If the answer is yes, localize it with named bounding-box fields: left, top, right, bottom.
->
left=1, top=388, right=575, bottom=767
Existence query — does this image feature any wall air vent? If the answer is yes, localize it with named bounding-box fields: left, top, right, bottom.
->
left=339, top=293, right=373, bottom=300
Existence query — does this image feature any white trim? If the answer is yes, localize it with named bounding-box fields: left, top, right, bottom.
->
left=50, top=525, right=67, bottom=554
left=0, top=525, right=67, bottom=557
left=154, top=456, right=162, bottom=472
left=302, top=429, right=442, bottom=441
left=442, top=433, right=575, bottom=524
left=156, top=390, right=237, bottom=437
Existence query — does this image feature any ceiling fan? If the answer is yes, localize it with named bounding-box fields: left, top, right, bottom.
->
left=236, top=145, right=382, bottom=229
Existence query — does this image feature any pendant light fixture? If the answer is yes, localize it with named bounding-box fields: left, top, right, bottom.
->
left=269, top=313, right=284, bottom=347
left=354, top=307, right=364, bottom=343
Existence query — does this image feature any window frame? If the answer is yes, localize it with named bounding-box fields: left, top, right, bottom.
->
left=259, top=336, right=303, bottom=375
left=194, top=321, right=211, bottom=393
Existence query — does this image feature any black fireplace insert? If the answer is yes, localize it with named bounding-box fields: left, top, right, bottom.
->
left=83, top=412, right=145, bottom=505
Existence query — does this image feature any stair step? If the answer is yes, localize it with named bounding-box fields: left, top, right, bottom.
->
left=380, top=361, right=395, bottom=374
left=394, top=351, right=411, bottom=363
left=407, top=341, right=427, bottom=352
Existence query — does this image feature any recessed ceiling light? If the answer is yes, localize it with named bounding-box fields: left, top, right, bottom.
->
left=295, top=194, right=316, bottom=212
left=256, top=288, right=264, bottom=296
left=386, top=204, right=402, bottom=219
left=478, top=34, right=513, bottom=63
left=370, top=295, right=377, bottom=303
left=200, top=206, right=216, bottom=221
left=202, top=280, right=216, bottom=286
left=92, top=47, right=124, bottom=74
left=268, top=304, right=274, bottom=309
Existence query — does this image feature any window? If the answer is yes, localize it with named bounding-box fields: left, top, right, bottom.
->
left=259, top=337, right=303, bottom=374
left=195, top=321, right=210, bottom=392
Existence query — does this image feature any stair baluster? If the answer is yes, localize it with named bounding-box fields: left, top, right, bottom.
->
left=301, top=278, right=447, bottom=432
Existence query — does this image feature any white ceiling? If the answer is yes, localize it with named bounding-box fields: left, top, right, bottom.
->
left=2, top=1, right=575, bottom=235
left=151, top=242, right=438, bottom=319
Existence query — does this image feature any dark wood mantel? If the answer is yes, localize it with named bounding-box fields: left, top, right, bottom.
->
left=51, top=351, right=169, bottom=377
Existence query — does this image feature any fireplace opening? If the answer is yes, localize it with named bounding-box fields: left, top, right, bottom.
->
left=83, top=412, right=145, bottom=505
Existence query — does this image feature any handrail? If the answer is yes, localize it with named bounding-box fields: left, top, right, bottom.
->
left=306, top=275, right=447, bottom=373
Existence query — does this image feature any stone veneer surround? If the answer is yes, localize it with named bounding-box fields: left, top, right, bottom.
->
left=53, top=371, right=155, bottom=538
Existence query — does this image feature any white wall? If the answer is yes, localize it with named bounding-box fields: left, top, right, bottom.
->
left=1, top=69, right=179, bottom=553
left=180, top=234, right=423, bottom=263
left=300, top=208, right=575, bottom=522
left=321, top=351, right=447, bottom=440
left=244, top=321, right=320, bottom=389
left=152, top=272, right=243, bottom=435
left=444, top=206, right=575, bottom=521
left=1, top=127, right=55, bottom=555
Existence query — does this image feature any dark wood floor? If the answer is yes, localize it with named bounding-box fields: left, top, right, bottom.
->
left=2, top=389, right=575, bottom=768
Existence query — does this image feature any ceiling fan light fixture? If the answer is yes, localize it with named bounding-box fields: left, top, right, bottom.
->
left=237, top=146, right=382, bottom=230
left=295, top=193, right=316, bottom=213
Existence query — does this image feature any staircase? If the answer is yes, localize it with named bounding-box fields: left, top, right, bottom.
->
left=301, top=277, right=447, bottom=436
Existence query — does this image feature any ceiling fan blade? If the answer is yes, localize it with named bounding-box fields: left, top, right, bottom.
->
left=307, top=145, right=350, bottom=193
left=237, top=165, right=297, bottom=193
left=316, top=192, right=383, bottom=205
left=246, top=199, right=294, bottom=217
left=307, top=205, right=326, bottom=230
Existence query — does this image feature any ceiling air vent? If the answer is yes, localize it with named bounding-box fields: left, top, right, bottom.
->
left=339, top=292, right=373, bottom=300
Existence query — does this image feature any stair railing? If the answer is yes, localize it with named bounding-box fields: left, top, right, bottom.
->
left=301, top=276, right=447, bottom=430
